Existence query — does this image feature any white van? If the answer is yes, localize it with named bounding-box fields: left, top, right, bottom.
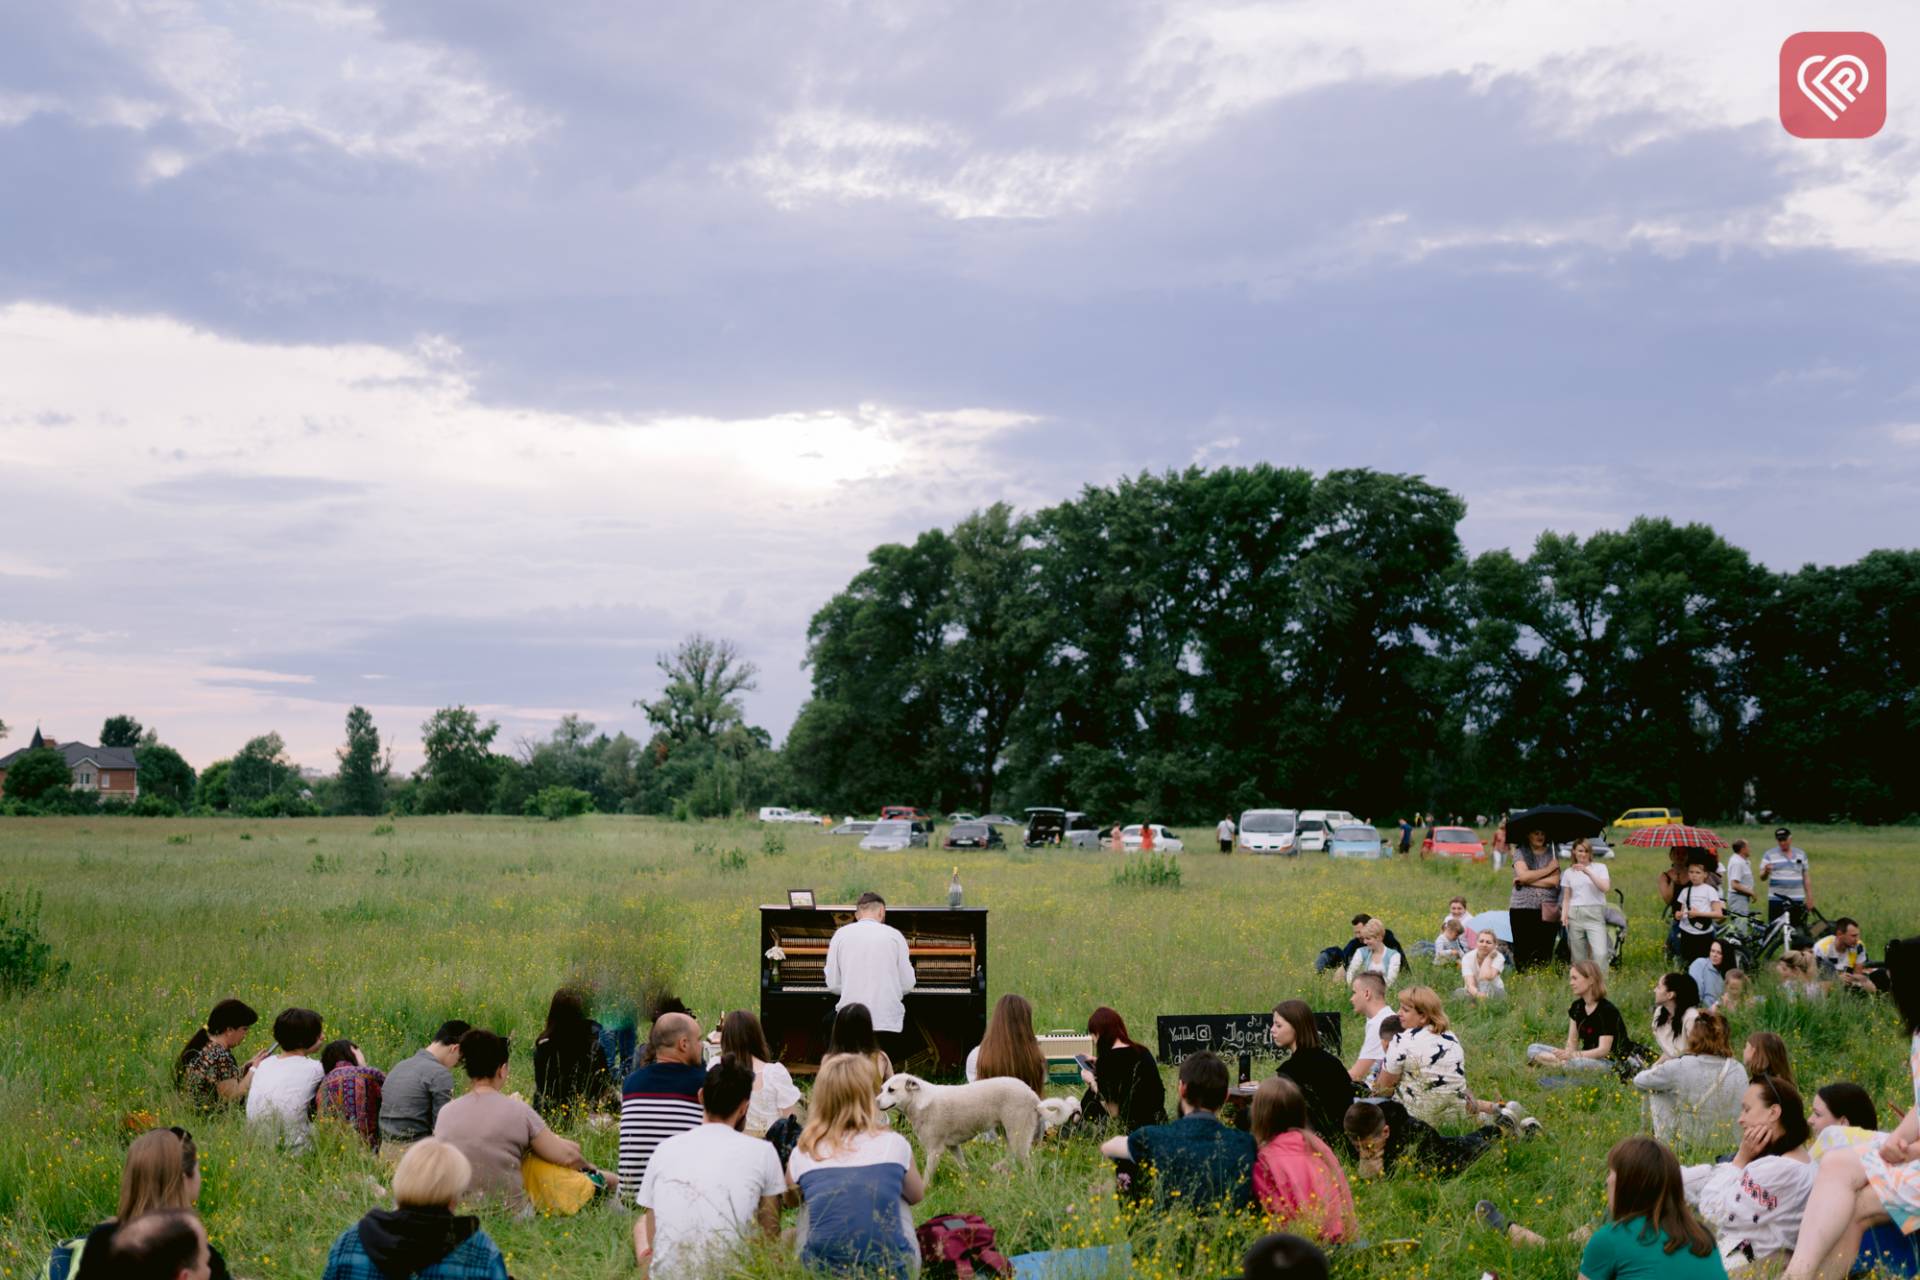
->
left=758, top=806, right=820, bottom=824
left=1237, top=808, right=1299, bottom=855
left=1296, top=809, right=1342, bottom=853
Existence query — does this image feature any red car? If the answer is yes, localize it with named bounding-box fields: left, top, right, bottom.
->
left=1423, top=826, right=1487, bottom=861
left=880, top=805, right=927, bottom=821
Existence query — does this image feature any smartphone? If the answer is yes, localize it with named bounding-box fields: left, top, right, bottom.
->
left=1073, top=1053, right=1092, bottom=1072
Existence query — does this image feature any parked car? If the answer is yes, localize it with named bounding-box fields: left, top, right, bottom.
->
left=758, top=806, right=821, bottom=824
left=1423, top=825, right=1488, bottom=861
left=828, top=821, right=875, bottom=837
left=1237, top=808, right=1299, bottom=855
left=1024, top=807, right=1104, bottom=848
left=943, top=822, right=1005, bottom=850
left=977, top=813, right=1018, bottom=826
left=945, top=812, right=977, bottom=824
left=1296, top=811, right=1335, bottom=853
left=859, top=820, right=927, bottom=852
left=1119, top=824, right=1183, bottom=852
left=1611, top=807, right=1684, bottom=831
left=881, top=805, right=928, bottom=821
left=1328, top=824, right=1387, bottom=858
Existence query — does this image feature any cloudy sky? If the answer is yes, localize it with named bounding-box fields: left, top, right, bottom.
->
left=2, top=1, right=1917, bottom=772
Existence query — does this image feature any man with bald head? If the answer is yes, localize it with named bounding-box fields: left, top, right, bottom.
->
left=617, top=1010, right=706, bottom=1204
left=91, top=1211, right=212, bottom=1280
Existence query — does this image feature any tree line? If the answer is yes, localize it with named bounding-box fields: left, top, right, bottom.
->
left=3, top=465, right=1910, bottom=824
left=784, top=466, right=1917, bottom=826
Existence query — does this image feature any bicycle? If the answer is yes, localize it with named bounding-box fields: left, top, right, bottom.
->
left=1712, top=896, right=1833, bottom=971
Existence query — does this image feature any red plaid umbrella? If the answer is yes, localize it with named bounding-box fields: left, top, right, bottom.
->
left=1623, top=824, right=1727, bottom=850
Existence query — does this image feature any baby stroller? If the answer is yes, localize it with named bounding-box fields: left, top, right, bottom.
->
left=1554, top=888, right=1627, bottom=969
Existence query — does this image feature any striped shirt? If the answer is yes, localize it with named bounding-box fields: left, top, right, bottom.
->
left=1762, top=846, right=1808, bottom=901
left=617, top=1060, right=705, bottom=1205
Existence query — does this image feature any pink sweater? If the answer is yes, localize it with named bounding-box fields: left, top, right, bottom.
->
left=1252, top=1131, right=1358, bottom=1243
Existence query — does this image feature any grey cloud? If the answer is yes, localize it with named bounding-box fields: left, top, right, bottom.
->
left=133, top=472, right=372, bottom=506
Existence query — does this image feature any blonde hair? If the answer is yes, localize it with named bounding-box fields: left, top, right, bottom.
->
left=1398, top=986, right=1449, bottom=1033
left=1361, top=919, right=1386, bottom=943
left=1570, top=838, right=1593, bottom=863
left=392, top=1138, right=472, bottom=1209
left=798, top=1054, right=884, bottom=1160
left=120, top=1129, right=196, bottom=1219
left=1570, top=959, right=1608, bottom=1000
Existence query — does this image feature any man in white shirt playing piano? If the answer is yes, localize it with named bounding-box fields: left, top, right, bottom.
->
left=825, top=892, right=917, bottom=1062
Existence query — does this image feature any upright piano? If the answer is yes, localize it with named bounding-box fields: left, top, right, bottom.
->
left=759, top=904, right=987, bottom=1078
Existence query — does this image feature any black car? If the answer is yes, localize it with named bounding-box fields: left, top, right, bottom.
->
left=943, top=822, right=1005, bottom=850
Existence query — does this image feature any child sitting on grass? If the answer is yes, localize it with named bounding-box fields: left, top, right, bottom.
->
left=1433, top=918, right=1469, bottom=965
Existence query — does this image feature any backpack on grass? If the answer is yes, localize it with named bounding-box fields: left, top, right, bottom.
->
left=916, top=1212, right=1012, bottom=1279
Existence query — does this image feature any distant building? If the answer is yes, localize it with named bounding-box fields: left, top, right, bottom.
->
left=0, top=728, right=140, bottom=799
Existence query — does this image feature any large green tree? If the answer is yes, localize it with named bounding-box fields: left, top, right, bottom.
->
left=99, top=715, right=145, bottom=748
left=226, top=733, right=296, bottom=809
left=134, top=742, right=197, bottom=807
left=334, top=706, right=390, bottom=816
left=1748, top=549, right=1920, bottom=823
left=4, top=748, right=71, bottom=803
left=416, top=706, right=500, bottom=814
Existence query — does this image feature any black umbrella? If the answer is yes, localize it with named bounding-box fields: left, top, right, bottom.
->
left=1505, top=804, right=1603, bottom=845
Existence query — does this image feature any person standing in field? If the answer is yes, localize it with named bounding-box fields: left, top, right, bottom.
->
left=1398, top=817, right=1412, bottom=856
left=1562, top=838, right=1613, bottom=967
left=380, top=1020, right=469, bottom=1148
left=1724, top=839, right=1755, bottom=923
left=1507, top=825, right=1562, bottom=971
left=1140, top=822, right=1156, bottom=852
left=823, top=892, right=916, bottom=1067
left=1218, top=815, right=1236, bottom=854
left=1759, top=827, right=1814, bottom=941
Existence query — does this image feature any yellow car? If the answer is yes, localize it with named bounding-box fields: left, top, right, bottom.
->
left=1612, top=806, right=1685, bottom=830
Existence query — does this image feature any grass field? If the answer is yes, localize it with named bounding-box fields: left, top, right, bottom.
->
left=0, top=815, right=1914, bottom=1279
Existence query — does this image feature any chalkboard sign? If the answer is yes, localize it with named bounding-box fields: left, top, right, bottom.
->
left=1156, top=1012, right=1342, bottom=1065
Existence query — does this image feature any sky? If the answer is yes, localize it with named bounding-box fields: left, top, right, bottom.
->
left=2, top=1, right=1918, bottom=773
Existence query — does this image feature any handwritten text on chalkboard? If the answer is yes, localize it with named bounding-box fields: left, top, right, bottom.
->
left=1156, top=1012, right=1342, bottom=1065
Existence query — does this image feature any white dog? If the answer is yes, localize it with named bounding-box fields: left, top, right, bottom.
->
left=876, top=1073, right=1041, bottom=1184
left=1037, top=1096, right=1081, bottom=1131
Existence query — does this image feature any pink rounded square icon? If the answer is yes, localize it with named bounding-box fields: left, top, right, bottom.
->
left=1781, top=32, right=1886, bottom=139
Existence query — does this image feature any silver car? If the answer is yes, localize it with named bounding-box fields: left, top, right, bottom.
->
left=859, top=819, right=927, bottom=852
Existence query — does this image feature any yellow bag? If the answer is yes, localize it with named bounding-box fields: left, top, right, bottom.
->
left=521, top=1155, right=599, bottom=1216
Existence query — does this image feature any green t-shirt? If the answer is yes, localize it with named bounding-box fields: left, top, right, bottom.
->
left=1580, top=1219, right=1727, bottom=1279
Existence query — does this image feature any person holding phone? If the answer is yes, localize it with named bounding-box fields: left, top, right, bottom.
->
left=1080, top=1007, right=1165, bottom=1132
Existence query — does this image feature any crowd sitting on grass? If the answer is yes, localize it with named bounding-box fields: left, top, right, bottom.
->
left=56, top=873, right=1920, bottom=1280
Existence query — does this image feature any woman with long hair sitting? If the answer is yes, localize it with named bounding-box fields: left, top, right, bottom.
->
left=61, top=1127, right=234, bottom=1280
left=1080, top=1006, right=1165, bottom=1132
left=966, top=994, right=1045, bottom=1094
left=717, top=1010, right=800, bottom=1139
left=1743, top=1031, right=1795, bottom=1086
left=1785, top=936, right=1920, bottom=1280
left=1685, top=1074, right=1815, bottom=1270
left=1578, top=1136, right=1724, bottom=1277
left=1651, top=972, right=1703, bottom=1063
left=790, top=1054, right=925, bottom=1280
left=1269, top=1001, right=1353, bottom=1143
left=321, top=1139, right=508, bottom=1279
left=1249, top=1077, right=1357, bottom=1244
left=531, top=987, right=613, bottom=1118
left=174, top=999, right=268, bottom=1112
left=823, top=1003, right=893, bottom=1096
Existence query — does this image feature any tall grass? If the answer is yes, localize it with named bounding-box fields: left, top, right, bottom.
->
left=0, top=815, right=1912, bottom=1278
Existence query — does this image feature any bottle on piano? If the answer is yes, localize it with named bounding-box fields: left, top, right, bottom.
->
left=948, top=867, right=963, bottom=908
